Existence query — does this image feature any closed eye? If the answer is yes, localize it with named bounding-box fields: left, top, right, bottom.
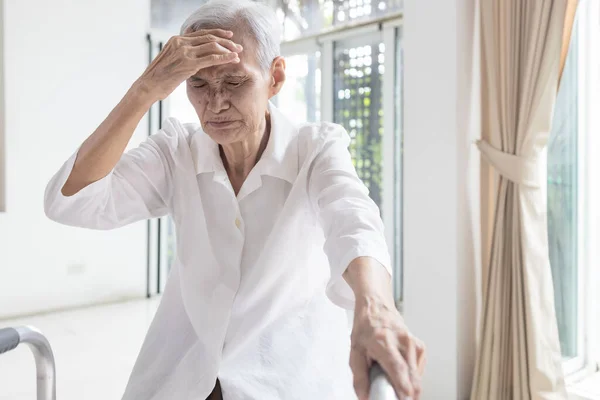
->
left=226, top=81, right=243, bottom=87
left=189, top=79, right=207, bottom=88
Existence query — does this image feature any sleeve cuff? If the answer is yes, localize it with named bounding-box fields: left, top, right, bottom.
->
left=326, top=247, right=393, bottom=310
left=44, top=148, right=113, bottom=220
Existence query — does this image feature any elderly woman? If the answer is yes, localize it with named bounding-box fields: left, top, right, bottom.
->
left=44, top=1, right=424, bottom=399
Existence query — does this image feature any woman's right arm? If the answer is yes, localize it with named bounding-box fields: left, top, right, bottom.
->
left=62, top=28, right=242, bottom=196
left=60, top=82, right=155, bottom=197
left=45, top=29, right=243, bottom=229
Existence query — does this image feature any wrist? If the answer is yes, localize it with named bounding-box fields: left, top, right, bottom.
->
left=344, top=257, right=394, bottom=304
left=128, top=79, right=161, bottom=108
left=354, top=291, right=395, bottom=310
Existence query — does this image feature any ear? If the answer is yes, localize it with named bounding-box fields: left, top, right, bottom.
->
left=268, top=56, right=286, bottom=98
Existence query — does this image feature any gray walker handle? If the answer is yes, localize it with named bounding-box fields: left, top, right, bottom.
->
left=0, top=326, right=56, bottom=400
left=370, top=362, right=400, bottom=400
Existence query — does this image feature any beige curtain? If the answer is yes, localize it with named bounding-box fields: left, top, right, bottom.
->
left=472, top=1, right=578, bottom=399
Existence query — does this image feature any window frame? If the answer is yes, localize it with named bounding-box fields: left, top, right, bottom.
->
left=280, top=16, right=403, bottom=304
left=564, top=0, right=600, bottom=381
left=555, top=19, right=585, bottom=376
left=578, top=0, right=600, bottom=376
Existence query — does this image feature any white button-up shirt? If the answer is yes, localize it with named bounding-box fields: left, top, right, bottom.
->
left=44, top=104, right=391, bottom=400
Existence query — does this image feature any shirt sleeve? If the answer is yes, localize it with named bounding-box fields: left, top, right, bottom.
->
left=308, top=124, right=392, bottom=310
left=44, top=118, right=183, bottom=230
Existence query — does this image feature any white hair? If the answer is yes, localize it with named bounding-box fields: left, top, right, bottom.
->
left=180, top=0, right=282, bottom=73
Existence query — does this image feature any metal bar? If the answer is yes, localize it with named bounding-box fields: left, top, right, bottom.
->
left=321, top=40, right=334, bottom=123
left=281, top=13, right=402, bottom=48
left=157, top=42, right=164, bottom=295
left=146, top=219, right=152, bottom=298
left=0, top=326, right=56, bottom=400
left=146, top=33, right=153, bottom=299
left=382, top=24, right=396, bottom=272
left=394, top=26, right=404, bottom=308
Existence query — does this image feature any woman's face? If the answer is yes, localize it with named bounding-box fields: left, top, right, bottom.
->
left=186, top=31, right=285, bottom=145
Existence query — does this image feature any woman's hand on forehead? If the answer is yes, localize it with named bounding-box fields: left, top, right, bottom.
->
left=137, top=29, right=244, bottom=101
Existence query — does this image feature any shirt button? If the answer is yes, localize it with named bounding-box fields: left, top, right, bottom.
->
left=235, top=218, right=241, bottom=229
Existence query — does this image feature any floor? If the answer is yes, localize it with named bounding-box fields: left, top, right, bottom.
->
left=1, top=298, right=598, bottom=400
left=0, top=298, right=160, bottom=400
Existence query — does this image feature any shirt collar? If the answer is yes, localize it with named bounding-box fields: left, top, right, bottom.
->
left=190, top=102, right=299, bottom=184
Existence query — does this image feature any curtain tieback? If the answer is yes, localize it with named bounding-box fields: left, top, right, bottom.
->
left=476, top=139, right=540, bottom=188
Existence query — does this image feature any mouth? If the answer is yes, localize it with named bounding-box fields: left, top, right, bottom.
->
left=207, top=120, right=238, bottom=129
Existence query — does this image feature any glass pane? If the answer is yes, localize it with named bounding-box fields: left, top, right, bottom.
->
left=151, top=0, right=208, bottom=32
left=334, top=39, right=385, bottom=209
left=151, top=1, right=403, bottom=42
left=152, top=1, right=403, bottom=40
left=277, top=0, right=403, bottom=41
left=548, top=27, right=579, bottom=359
left=274, top=53, right=321, bottom=123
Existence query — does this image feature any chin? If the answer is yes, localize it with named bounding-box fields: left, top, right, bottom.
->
left=203, top=125, right=245, bottom=145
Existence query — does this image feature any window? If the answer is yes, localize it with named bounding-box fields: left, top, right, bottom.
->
left=334, top=39, right=385, bottom=208
left=548, top=22, right=579, bottom=361
left=279, top=24, right=403, bottom=303
left=275, top=0, right=403, bottom=41
left=149, top=0, right=403, bottom=38
left=148, top=1, right=404, bottom=304
left=549, top=2, right=600, bottom=389
left=273, top=52, right=321, bottom=123
left=151, top=0, right=205, bottom=32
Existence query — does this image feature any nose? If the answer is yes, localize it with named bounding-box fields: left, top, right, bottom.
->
left=207, top=88, right=230, bottom=114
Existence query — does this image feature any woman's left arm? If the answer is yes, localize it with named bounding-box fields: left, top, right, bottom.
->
left=307, top=124, right=425, bottom=400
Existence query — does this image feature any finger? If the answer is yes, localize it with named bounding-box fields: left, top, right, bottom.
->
left=399, top=334, right=421, bottom=398
left=191, top=42, right=235, bottom=59
left=195, top=52, right=240, bottom=69
left=187, top=35, right=243, bottom=53
left=369, top=339, right=413, bottom=399
left=182, top=28, right=233, bottom=38
left=414, top=338, right=427, bottom=376
left=349, top=351, right=370, bottom=400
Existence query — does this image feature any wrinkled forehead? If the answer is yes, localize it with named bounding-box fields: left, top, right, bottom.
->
left=191, top=62, right=253, bottom=82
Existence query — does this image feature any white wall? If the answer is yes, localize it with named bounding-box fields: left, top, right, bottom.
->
left=0, top=0, right=151, bottom=319
left=403, top=0, right=480, bottom=398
